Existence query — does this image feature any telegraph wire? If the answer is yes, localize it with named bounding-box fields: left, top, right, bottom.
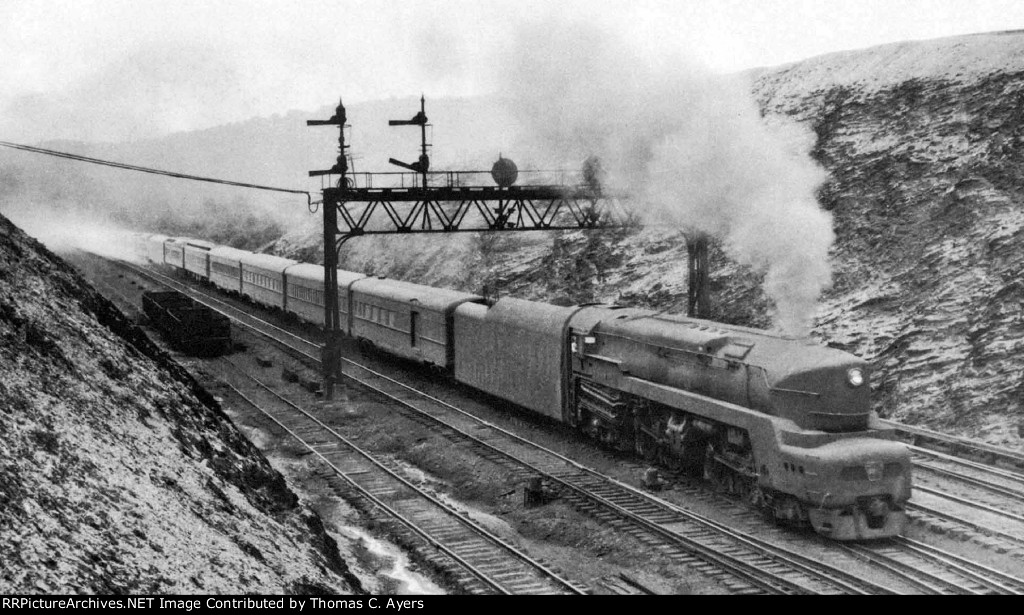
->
left=0, top=140, right=313, bottom=207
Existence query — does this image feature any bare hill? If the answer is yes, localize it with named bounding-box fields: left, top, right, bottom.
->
left=751, top=31, right=1024, bottom=443
left=0, top=214, right=359, bottom=593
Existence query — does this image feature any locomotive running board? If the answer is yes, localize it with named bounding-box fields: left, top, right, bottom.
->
left=615, top=376, right=782, bottom=435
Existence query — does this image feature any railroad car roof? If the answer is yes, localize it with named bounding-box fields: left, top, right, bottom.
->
left=285, top=264, right=366, bottom=286
left=483, top=297, right=580, bottom=335
left=209, top=246, right=254, bottom=260
left=237, top=251, right=298, bottom=272
left=352, top=277, right=481, bottom=310
left=183, top=239, right=216, bottom=250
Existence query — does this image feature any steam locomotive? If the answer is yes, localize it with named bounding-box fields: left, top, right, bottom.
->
left=138, top=233, right=911, bottom=540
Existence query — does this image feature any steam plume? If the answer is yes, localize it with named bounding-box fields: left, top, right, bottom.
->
left=499, top=23, right=832, bottom=335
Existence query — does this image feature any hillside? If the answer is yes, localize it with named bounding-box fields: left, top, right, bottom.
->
left=0, top=213, right=359, bottom=593
left=752, top=31, right=1024, bottom=442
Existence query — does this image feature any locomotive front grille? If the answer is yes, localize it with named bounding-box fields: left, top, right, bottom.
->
left=839, top=462, right=903, bottom=481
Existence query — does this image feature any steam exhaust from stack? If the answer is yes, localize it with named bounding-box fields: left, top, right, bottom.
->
left=498, top=22, right=833, bottom=336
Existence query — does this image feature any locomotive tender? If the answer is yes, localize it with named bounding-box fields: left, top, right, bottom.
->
left=142, top=233, right=910, bottom=540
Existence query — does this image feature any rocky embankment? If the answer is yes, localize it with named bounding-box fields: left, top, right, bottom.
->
left=0, top=214, right=360, bottom=593
left=753, top=32, right=1024, bottom=442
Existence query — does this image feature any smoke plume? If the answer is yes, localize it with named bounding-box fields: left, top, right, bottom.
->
left=499, top=22, right=833, bottom=336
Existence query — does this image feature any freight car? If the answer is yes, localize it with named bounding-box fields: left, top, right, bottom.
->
left=143, top=234, right=910, bottom=540
left=141, top=290, right=231, bottom=356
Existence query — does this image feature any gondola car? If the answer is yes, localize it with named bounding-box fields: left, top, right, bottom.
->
left=350, top=277, right=482, bottom=369
left=237, top=251, right=298, bottom=309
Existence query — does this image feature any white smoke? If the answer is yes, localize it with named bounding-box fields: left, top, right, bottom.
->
left=4, top=200, right=146, bottom=265
left=498, top=22, right=833, bottom=336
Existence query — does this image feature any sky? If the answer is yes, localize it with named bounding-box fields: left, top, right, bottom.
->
left=4, top=0, right=1024, bottom=142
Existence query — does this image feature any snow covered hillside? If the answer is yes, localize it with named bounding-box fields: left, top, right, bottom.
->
left=0, top=214, right=359, bottom=593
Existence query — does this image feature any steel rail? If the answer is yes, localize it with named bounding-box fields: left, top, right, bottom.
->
left=910, top=446, right=1024, bottom=483
left=914, top=459, right=1024, bottom=501
left=883, top=419, right=1024, bottom=471
left=842, top=536, right=1024, bottom=595
left=221, top=377, right=584, bottom=595
left=913, top=484, right=1024, bottom=524
left=895, top=537, right=1024, bottom=593
left=907, top=502, right=1024, bottom=550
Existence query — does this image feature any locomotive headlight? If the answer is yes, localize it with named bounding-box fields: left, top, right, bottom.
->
left=846, top=368, right=865, bottom=388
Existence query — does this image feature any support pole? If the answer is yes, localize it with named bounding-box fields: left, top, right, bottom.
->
left=322, top=195, right=340, bottom=400
left=308, top=98, right=349, bottom=401
left=687, top=233, right=709, bottom=319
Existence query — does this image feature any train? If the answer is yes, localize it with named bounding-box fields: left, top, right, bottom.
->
left=135, top=233, right=912, bottom=540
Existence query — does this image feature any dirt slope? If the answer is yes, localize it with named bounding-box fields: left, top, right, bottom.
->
left=0, top=214, right=360, bottom=594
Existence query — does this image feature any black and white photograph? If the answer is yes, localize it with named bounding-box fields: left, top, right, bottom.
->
left=1, top=0, right=1023, bottom=598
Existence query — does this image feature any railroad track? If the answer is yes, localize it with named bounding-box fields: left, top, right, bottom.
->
left=219, top=363, right=587, bottom=595
left=882, top=421, right=1024, bottom=544
left=843, top=537, right=1024, bottom=595
left=907, top=501, right=1024, bottom=552
left=912, top=449, right=1024, bottom=520
left=897, top=441, right=1024, bottom=554
left=883, top=419, right=1024, bottom=473
left=114, top=261, right=907, bottom=595
left=338, top=354, right=903, bottom=595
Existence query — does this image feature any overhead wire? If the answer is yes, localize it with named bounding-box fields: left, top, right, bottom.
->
left=0, top=139, right=313, bottom=207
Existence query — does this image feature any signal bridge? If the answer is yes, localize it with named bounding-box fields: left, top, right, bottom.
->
left=308, top=96, right=701, bottom=399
